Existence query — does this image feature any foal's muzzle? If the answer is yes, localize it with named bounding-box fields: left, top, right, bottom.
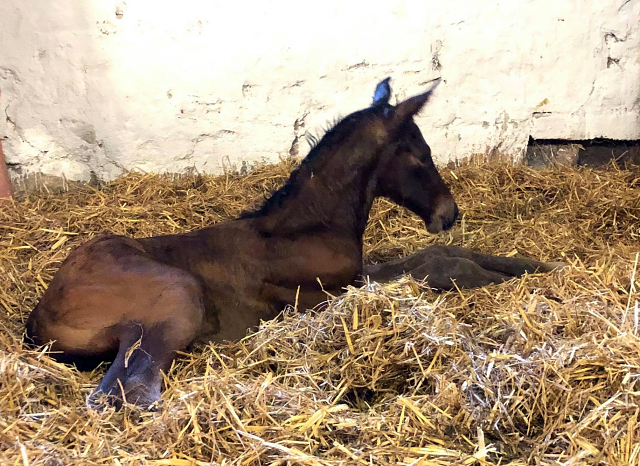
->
left=427, top=197, right=459, bottom=233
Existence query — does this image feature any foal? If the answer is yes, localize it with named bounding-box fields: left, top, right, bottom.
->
left=26, top=77, right=459, bottom=409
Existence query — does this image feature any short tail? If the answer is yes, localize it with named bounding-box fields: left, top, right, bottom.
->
left=23, top=307, right=42, bottom=348
left=22, top=305, right=112, bottom=372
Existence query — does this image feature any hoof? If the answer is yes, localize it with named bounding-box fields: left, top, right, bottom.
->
left=545, top=261, right=569, bottom=271
left=86, top=384, right=161, bottom=412
left=544, top=262, right=569, bottom=272
left=86, top=389, right=123, bottom=412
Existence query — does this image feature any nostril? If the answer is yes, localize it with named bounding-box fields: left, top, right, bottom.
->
left=440, top=202, right=459, bottom=231
left=432, top=198, right=459, bottom=232
left=442, top=216, right=454, bottom=231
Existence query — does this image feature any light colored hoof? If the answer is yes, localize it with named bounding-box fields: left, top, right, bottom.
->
left=545, top=261, right=569, bottom=271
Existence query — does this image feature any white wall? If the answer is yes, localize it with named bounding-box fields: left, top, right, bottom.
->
left=1, top=0, right=639, bottom=183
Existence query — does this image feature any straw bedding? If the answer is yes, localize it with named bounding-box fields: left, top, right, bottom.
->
left=1, top=158, right=639, bottom=465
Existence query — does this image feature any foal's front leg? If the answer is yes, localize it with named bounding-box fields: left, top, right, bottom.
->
left=422, top=245, right=567, bottom=277
left=363, top=245, right=565, bottom=290
left=364, top=252, right=511, bottom=290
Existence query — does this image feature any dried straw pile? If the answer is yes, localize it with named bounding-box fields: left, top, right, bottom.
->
left=1, top=158, right=640, bottom=465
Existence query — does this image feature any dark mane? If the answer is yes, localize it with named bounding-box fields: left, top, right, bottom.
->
left=239, top=109, right=373, bottom=219
left=305, top=115, right=343, bottom=150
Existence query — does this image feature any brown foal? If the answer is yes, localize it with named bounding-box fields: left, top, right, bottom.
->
left=25, top=77, right=561, bottom=410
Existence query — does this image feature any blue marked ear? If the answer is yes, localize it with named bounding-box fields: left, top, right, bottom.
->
left=372, top=77, right=392, bottom=106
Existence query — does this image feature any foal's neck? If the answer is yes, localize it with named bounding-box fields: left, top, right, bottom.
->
left=250, top=142, right=380, bottom=240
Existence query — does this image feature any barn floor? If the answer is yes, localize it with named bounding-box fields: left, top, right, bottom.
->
left=1, top=159, right=639, bottom=465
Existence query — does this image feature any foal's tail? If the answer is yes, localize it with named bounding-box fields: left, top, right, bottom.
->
left=23, top=305, right=43, bottom=348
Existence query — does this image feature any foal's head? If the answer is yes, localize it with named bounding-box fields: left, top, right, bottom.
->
left=363, top=77, right=458, bottom=233
left=244, top=77, right=458, bottom=235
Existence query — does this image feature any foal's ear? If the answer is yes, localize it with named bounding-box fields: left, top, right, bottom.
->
left=372, top=77, right=392, bottom=106
left=392, top=78, right=441, bottom=124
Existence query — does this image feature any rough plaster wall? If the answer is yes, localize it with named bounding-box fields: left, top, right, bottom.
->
left=0, top=0, right=639, bottom=183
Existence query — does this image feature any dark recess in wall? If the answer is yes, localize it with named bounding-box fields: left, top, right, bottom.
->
left=525, top=137, right=640, bottom=168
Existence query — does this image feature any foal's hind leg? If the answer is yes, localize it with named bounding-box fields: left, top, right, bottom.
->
left=87, top=288, right=204, bottom=410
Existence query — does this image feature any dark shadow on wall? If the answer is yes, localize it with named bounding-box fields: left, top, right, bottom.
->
left=526, top=136, right=640, bottom=168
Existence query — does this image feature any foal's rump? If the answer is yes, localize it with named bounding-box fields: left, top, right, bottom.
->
left=24, top=234, right=206, bottom=372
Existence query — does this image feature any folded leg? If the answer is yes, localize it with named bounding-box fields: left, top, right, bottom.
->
left=363, top=245, right=565, bottom=290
